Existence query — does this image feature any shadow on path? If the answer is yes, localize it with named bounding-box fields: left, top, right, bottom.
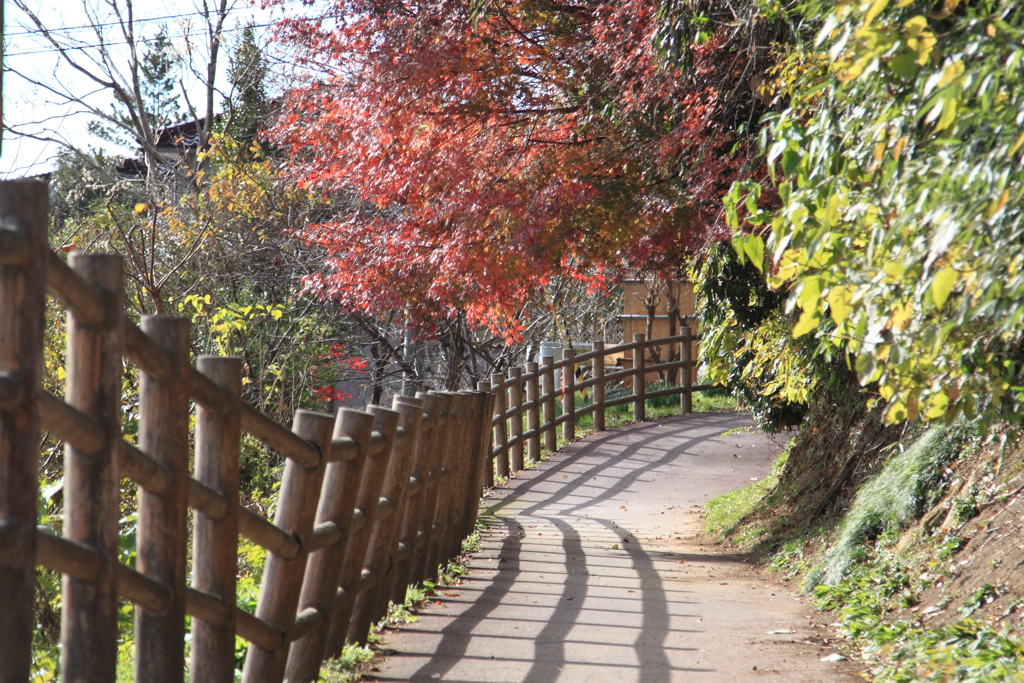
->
left=376, top=413, right=856, bottom=683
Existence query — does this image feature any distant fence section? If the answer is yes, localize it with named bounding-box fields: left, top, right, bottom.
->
left=0, top=180, right=720, bottom=683
left=485, top=330, right=714, bottom=482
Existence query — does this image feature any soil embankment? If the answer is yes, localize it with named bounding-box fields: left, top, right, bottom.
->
left=371, top=412, right=859, bottom=682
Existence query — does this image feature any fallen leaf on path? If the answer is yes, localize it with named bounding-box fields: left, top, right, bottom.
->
left=821, top=654, right=846, bottom=662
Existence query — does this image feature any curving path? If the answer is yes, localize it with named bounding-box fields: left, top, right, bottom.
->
left=371, top=412, right=857, bottom=683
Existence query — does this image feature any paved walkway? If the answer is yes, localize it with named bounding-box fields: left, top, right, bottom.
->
left=373, top=412, right=857, bottom=682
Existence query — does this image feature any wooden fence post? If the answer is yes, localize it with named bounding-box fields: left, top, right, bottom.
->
left=633, top=333, right=646, bottom=422
left=61, top=254, right=123, bottom=683
left=322, top=406, right=398, bottom=659
left=681, top=325, right=693, bottom=414
left=439, top=394, right=469, bottom=564
left=390, top=393, right=440, bottom=607
left=524, top=362, right=540, bottom=463
left=593, top=342, right=605, bottom=432
left=445, top=393, right=478, bottom=563
left=242, top=410, right=335, bottom=683
left=136, top=316, right=191, bottom=683
left=0, top=180, right=47, bottom=682
left=421, top=393, right=456, bottom=583
left=490, top=373, right=508, bottom=480
left=541, top=356, right=556, bottom=453
left=412, top=392, right=449, bottom=585
left=285, top=408, right=374, bottom=683
left=373, top=395, right=425, bottom=620
left=456, top=391, right=487, bottom=543
left=464, top=391, right=494, bottom=536
left=562, top=348, right=575, bottom=443
left=347, top=400, right=421, bottom=644
left=508, top=367, right=523, bottom=473
left=475, top=382, right=495, bottom=487
left=190, top=357, right=242, bottom=683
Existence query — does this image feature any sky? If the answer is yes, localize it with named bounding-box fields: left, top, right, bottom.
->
left=2, top=0, right=307, bottom=178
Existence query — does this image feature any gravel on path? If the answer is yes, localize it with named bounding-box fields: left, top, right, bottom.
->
left=371, top=411, right=859, bottom=683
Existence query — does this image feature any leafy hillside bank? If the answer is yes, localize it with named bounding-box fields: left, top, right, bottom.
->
left=707, top=420, right=1024, bottom=681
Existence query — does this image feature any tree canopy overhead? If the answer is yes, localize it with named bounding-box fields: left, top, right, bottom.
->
left=271, top=0, right=775, bottom=335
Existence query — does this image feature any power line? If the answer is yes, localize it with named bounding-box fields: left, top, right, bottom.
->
left=4, top=1, right=308, bottom=39
left=6, top=20, right=292, bottom=58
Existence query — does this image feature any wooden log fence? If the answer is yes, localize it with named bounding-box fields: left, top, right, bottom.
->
left=0, top=181, right=494, bottom=683
left=0, top=179, right=723, bottom=682
left=486, top=330, right=719, bottom=479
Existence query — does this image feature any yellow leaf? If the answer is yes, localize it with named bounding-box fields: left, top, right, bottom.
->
left=797, top=276, right=822, bottom=310
left=873, top=141, right=886, bottom=167
left=937, top=60, right=965, bottom=88
left=886, top=400, right=908, bottom=424
left=931, top=266, right=958, bottom=308
left=792, top=307, right=822, bottom=338
left=925, top=391, right=949, bottom=419
left=134, top=203, right=148, bottom=214
left=935, top=94, right=958, bottom=131
left=270, top=309, right=283, bottom=320
left=827, top=286, right=854, bottom=324
left=892, top=136, right=908, bottom=160
left=903, top=16, right=935, bottom=65
left=890, top=300, right=914, bottom=332
left=863, top=0, right=890, bottom=27
left=882, top=261, right=905, bottom=280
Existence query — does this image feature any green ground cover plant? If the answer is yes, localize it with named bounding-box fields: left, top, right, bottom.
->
left=703, top=440, right=791, bottom=542
left=811, top=545, right=1024, bottom=683
left=804, top=424, right=975, bottom=589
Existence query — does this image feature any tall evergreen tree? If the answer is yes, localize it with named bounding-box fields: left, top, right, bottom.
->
left=223, top=24, right=270, bottom=144
left=88, top=25, right=182, bottom=150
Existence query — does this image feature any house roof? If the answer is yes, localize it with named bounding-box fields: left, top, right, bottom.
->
left=154, top=118, right=206, bottom=151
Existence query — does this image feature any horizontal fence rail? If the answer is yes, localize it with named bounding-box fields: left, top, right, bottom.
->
left=0, top=179, right=723, bottom=683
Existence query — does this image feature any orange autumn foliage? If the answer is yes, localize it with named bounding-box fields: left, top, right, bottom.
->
left=270, top=0, right=770, bottom=336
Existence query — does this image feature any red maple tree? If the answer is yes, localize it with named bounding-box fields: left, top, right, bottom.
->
left=270, top=0, right=769, bottom=337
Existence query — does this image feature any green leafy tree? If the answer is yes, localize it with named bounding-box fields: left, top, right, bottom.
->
left=737, top=0, right=1024, bottom=431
